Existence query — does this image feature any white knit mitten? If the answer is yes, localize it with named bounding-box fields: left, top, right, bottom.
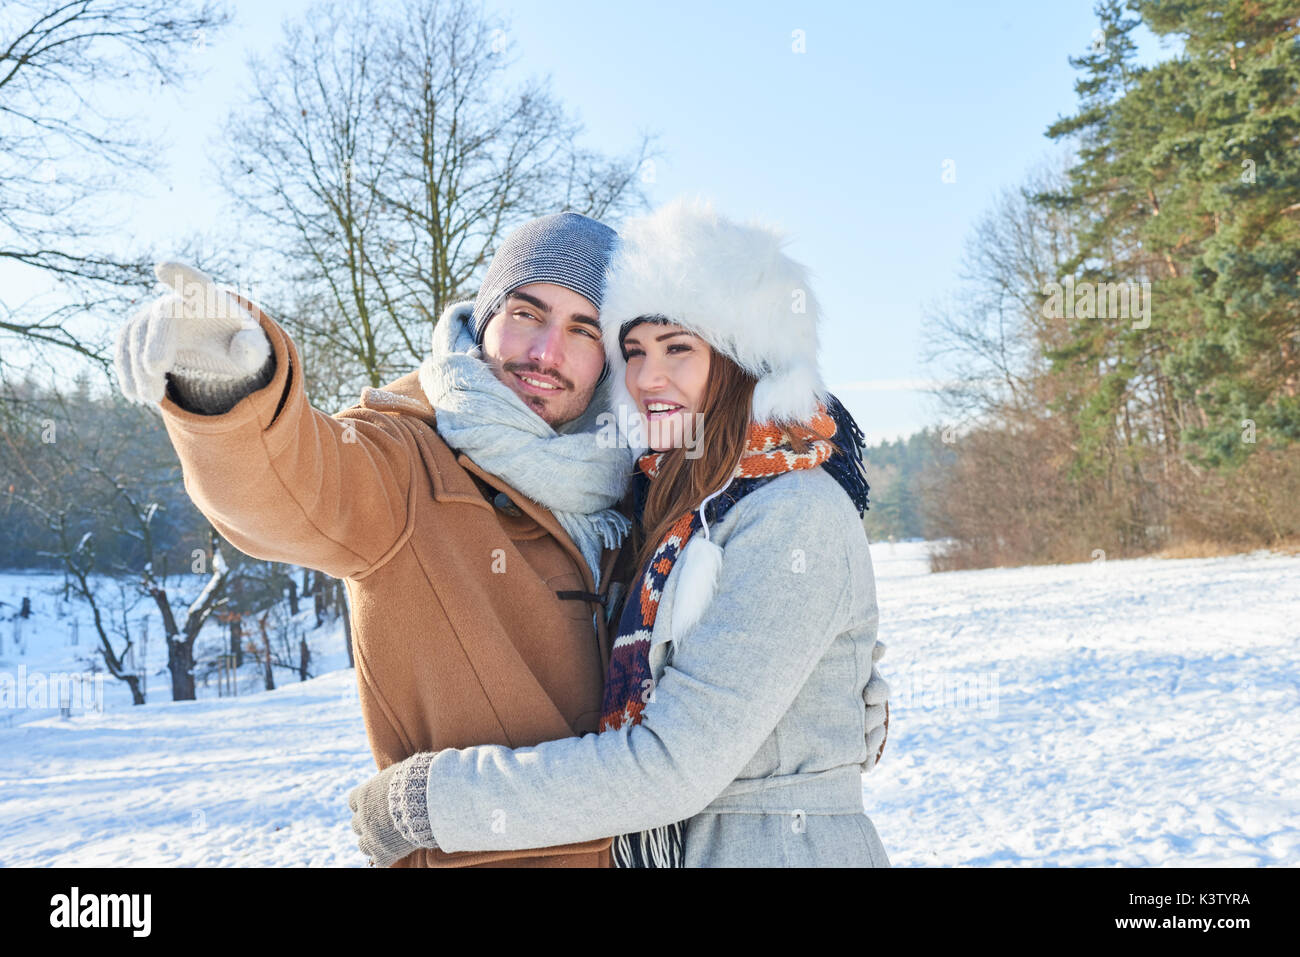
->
left=115, top=261, right=273, bottom=412
left=863, top=640, right=890, bottom=769
left=347, top=751, right=438, bottom=867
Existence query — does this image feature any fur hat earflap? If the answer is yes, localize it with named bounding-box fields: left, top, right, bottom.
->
left=598, top=197, right=827, bottom=441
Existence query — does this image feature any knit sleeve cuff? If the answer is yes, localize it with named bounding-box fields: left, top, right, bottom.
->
left=388, top=751, right=438, bottom=849
left=165, top=352, right=277, bottom=415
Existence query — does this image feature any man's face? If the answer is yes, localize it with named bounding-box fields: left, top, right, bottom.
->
left=480, top=282, right=606, bottom=428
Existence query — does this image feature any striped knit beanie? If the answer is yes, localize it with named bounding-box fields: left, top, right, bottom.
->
left=472, top=212, right=618, bottom=386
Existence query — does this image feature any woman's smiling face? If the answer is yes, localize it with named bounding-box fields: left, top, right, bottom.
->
left=621, top=319, right=711, bottom=451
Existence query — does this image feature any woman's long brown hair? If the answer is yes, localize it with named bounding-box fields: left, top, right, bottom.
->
left=628, top=326, right=839, bottom=578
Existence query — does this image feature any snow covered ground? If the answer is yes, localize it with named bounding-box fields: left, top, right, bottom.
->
left=1, top=542, right=1297, bottom=867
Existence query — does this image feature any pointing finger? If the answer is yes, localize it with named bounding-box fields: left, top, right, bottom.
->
left=155, top=261, right=215, bottom=298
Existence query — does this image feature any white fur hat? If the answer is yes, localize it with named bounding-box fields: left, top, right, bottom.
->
left=598, top=197, right=827, bottom=450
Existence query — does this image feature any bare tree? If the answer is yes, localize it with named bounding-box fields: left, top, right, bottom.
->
left=38, top=513, right=149, bottom=704
left=2, top=391, right=148, bottom=701
left=217, top=0, right=655, bottom=408
left=0, top=0, right=233, bottom=393
left=102, top=477, right=234, bottom=702
left=920, top=157, right=1079, bottom=425
left=1, top=378, right=243, bottom=701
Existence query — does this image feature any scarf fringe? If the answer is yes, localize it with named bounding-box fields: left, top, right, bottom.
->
left=822, top=391, right=871, bottom=517
left=591, top=509, right=632, bottom=550
left=613, top=820, right=685, bottom=868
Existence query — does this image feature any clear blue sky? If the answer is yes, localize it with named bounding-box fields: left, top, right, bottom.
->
left=8, top=0, right=1175, bottom=441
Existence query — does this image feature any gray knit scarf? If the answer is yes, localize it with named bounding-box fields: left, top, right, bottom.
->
left=418, top=302, right=633, bottom=588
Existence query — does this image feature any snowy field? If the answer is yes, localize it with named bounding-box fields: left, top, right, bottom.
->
left=1, top=542, right=1297, bottom=867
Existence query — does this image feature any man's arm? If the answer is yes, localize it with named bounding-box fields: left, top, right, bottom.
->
left=158, top=297, right=416, bottom=581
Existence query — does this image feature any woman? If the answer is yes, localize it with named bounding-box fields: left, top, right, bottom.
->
left=349, top=197, right=891, bottom=867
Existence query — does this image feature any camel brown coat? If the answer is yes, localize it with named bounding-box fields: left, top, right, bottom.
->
left=157, top=296, right=621, bottom=868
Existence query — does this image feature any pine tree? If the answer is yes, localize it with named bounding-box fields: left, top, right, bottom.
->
left=1041, top=1, right=1299, bottom=468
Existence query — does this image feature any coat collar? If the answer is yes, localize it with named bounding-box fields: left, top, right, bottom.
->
left=358, top=371, right=437, bottom=424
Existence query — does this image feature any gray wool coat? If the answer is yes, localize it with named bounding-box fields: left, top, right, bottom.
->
left=423, top=465, right=892, bottom=867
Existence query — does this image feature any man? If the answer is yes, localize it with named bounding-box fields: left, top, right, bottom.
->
left=115, top=212, right=635, bottom=867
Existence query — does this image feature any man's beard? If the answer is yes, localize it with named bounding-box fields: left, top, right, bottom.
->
left=484, top=355, right=587, bottom=428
